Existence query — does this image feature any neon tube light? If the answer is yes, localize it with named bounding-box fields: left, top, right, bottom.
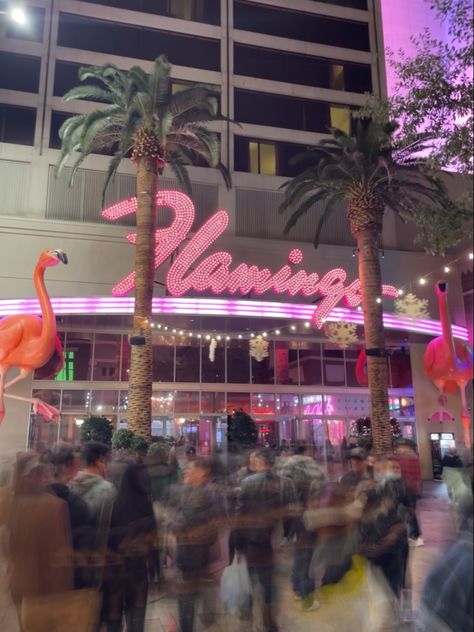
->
left=0, top=296, right=468, bottom=341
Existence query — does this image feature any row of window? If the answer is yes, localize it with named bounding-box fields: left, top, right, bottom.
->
left=5, top=3, right=368, bottom=45
left=78, top=0, right=220, bottom=25
left=0, top=102, right=340, bottom=178
left=32, top=388, right=413, bottom=419
left=34, top=331, right=412, bottom=389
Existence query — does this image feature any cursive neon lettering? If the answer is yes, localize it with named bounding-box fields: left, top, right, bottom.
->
left=102, top=191, right=399, bottom=328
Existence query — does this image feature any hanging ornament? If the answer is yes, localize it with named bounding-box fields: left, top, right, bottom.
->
left=395, top=293, right=430, bottom=319
left=209, top=337, right=217, bottom=363
left=324, top=320, right=359, bottom=349
left=249, top=335, right=269, bottom=362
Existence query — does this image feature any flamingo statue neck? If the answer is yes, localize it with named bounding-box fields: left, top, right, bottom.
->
left=437, top=284, right=457, bottom=367
left=34, top=259, right=57, bottom=351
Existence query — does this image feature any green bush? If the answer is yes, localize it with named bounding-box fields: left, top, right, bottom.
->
left=130, top=435, right=149, bottom=454
left=80, top=416, right=113, bottom=445
left=112, top=428, right=135, bottom=451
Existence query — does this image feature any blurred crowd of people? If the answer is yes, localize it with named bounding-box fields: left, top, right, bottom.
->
left=0, top=438, right=472, bottom=632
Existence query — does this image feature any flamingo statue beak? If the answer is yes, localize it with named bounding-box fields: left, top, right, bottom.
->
left=54, top=250, right=68, bottom=264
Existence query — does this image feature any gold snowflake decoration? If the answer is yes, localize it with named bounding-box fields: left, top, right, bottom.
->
left=395, top=293, right=430, bottom=320
left=249, top=335, right=269, bottom=362
left=324, top=320, right=359, bottom=349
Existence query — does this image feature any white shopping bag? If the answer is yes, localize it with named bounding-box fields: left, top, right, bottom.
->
left=220, top=554, right=252, bottom=615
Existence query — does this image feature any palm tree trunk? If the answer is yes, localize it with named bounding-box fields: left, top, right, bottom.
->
left=128, top=156, right=157, bottom=440
left=356, top=228, right=392, bottom=453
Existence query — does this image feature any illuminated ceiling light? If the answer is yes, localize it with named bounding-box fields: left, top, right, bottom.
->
left=157, top=324, right=162, bottom=329
left=419, top=278, right=426, bottom=285
left=205, top=334, right=211, bottom=340
left=262, top=332, right=268, bottom=337
left=216, top=335, right=222, bottom=341
left=398, top=289, right=404, bottom=296
left=291, top=325, right=296, bottom=331
left=238, top=334, right=243, bottom=339
left=226, top=336, right=231, bottom=341
left=151, top=323, right=155, bottom=328
left=164, top=326, right=168, bottom=330
left=189, top=332, right=193, bottom=336
left=376, top=297, right=382, bottom=304
left=197, top=334, right=202, bottom=338
left=357, top=306, right=362, bottom=312
left=275, top=329, right=280, bottom=335
left=304, top=321, right=311, bottom=328
left=443, top=266, right=451, bottom=273
left=250, top=333, right=255, bottom=337
left=172, top=329, right=177, bottom=333
left=469, top=252, right=474, bottom=260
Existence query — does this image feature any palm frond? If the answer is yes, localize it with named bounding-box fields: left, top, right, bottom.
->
left=148, top=55, right=171, bottom=108
left=283, top=190, right=331, bottom=234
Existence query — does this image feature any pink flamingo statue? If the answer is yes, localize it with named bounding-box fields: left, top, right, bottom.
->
left=0, top=249, right=68, bottom=424
left=424, top=281, right=473, bottom=448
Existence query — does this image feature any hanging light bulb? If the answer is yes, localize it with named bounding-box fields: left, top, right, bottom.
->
left=398, top=289, right=404, bottom=296
left=419, top=278, right=426, bottom=285
left=275, top=329, right=281, bottom=335
left=304, top=322, right=311, bottom=328
left=291, top=325, right=296, bottom=331
left=238, top=334, right=243, bottom=339
left=444, top=266, right=451, bottom=273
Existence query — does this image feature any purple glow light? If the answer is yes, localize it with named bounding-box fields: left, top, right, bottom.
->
left=0, top=296, right=468, bottom=340
left=0, top=296, right=469, bottom=341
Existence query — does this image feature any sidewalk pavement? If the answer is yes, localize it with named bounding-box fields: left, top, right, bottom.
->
left=0, top=481, right=458, bottom=631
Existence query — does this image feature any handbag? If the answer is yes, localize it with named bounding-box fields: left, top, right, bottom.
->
left=220, top=553, right=252, bottom=615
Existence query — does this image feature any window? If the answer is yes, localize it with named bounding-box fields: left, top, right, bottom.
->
left=152, top=335, right=175, bottom=382
left=234, top=2, right=370, bottom=52
left=175, top=337, right=200, bottom=382
left=234, top=45, right=372, bottom=93
left=58, top=14, right=220, bottom=71
left=330, top=105, right=351, bottom=134
left=202, top=339, right=225, bottom=383
left=275, top=341, right=299, bottom=385
left=93, top=334, right=121, bottom=381
left=49, top=111, right=69, bottom=149
left=323, top=345, right=346, bottom=386
left=77, top=0, right=220, bottom=25
left=235, top=89, right=328, bottom=133
left=330, top=64, right=345, bottom=91
left=227, top=340, right=250, bottom=383
left=64, top=333, right=93, bottom=380
left=0, top=52, right=41, bottom=93
left=249, top=141, right=276, bottom=175
left=235, top=136, right=316, bottom=177
left=310, top=0, right=367, bottom=9
left=299, top=343, right=323, bottom=386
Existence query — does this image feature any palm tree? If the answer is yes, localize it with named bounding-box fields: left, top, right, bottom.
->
left=280, top=117, right=449, bottom=452
left=56, top=55, right=229, bottom=439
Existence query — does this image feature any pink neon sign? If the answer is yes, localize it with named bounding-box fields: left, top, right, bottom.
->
left=102, top=191, right=399, bottom=328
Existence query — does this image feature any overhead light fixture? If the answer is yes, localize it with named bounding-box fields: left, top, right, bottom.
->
left=419, top=278, right=426, bottom=285
left=443, top=266, right=451, bottom=273
left=469, top=252, right=473, bottom=260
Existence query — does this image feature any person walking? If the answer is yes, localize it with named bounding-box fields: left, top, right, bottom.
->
left=279, top=445, right=325, bottom=611
left=7, top=452, right=74, bottom=631
left=395, top=442, right=424, bottom=547
left=234, top=448, right=291, bottom=632
left=164, top=457, right=221, bottom=632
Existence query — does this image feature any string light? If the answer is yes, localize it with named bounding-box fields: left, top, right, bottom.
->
left=376, top=297, right=382, bottom=304
left=419, top=278, right=426, bottom=285
left=443, top=266, right=451, bottom=273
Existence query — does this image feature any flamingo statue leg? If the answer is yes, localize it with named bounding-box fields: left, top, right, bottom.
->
left=0, top=367, right=6, bottom=424
left=4, top=367, right=32, bottom=391
left=459, top=384, right=472, bottom=450
left=3, top=392, right=60, bottom=422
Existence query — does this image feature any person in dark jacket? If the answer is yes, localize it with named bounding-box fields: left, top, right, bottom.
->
left=107, top=458, right=156, bottom=632
left=164, top=457, right=221, bottom=632
left=234, top=448, right=291, bottom=632
left=48, top=445, right=93, bottom=588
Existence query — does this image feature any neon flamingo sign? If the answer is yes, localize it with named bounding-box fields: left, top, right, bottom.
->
left=103, top=191, right=399, bottom=328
